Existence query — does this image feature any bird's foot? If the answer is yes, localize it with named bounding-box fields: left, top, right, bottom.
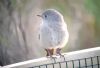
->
left=46, top=56, right=57, bottom=63
left=59, top=54, right=64, bottom=58
left=45, top=48, right=57, bottom=62
left=51, top=56, right=57, bottom=63
left=45, top=48, right=54, bottom=56
left=56, top=48, right=66, bottom=61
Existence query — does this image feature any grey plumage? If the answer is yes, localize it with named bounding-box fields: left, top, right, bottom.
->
left=38, top=9, right=69, bottom=57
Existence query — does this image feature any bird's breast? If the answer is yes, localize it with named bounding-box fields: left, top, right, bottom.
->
left=40, top=22, right=69, bottom=48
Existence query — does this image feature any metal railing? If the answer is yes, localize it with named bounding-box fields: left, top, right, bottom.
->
left=31, top=56, right=100, bottom=68
left=2, top=47, right=100, bottom=68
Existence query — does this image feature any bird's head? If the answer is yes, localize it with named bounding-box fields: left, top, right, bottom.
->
left=37, top=9, right=64, bottom=23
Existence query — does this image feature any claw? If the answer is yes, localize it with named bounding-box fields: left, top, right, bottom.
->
left=60, top=54, right=64, bottom=58
left=45, top=48, right=57, bottom=62
left=56, top=48, right=62, bottom=56
left=51, top=57, right=57, bottom=63
left=56, top=48, right=66, bottom=61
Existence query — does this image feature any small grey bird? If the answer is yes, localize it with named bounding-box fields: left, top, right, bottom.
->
left=37, top=9, right=69, bottom=58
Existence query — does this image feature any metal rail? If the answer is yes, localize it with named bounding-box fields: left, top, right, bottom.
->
left=2, top=47, right=100, bottom=68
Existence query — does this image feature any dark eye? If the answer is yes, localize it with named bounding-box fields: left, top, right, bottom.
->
left=45, top=15, right=47, bottom=18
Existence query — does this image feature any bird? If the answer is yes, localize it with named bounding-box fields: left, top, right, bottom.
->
left=37, top=9, right=69, bottom=58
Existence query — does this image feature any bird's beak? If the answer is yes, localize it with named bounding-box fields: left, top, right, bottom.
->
left=37, top=15, right=42, bottom=17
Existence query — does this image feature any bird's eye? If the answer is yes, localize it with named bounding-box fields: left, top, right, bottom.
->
left=45, top=15, right=47, bottom=18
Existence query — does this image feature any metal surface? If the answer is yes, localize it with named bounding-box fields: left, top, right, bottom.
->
left=2, top=47, right=100, bottom=68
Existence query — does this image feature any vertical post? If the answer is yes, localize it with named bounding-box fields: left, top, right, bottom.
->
left=97, top=56, right=99, bottom=68
left=78, top=59, right=80, bottom=68
left=59, top=62, right=61, bottom=68
left=65, top=61, right=68, bottom=68
left=72, top=60, right=74, bottom=68
left=52, top=63, right=54, bottom=68
left=91, top=57, right=93, bottom=68
left=85, top=58, right=87, bottom=68
left=45, top=65, right=47, bottom=68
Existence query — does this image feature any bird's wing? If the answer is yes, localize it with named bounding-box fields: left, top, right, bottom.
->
left=51, top=30, right=61, bottom=46
left=40, top=25, right=54, bottom=48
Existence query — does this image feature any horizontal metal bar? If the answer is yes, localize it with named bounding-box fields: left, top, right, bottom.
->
left=2, top=47, right=100, bottom=68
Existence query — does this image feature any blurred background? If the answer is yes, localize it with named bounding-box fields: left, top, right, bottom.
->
left=0, top=0, right=100, bottom=66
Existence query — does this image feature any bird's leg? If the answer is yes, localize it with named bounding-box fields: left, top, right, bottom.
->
left=45, top=48, right=57, bottom=62
left=45, top=49, right=53, bottom=57
left=45, top=48, right=54, bottom=57
left=50, top=48, right=54, bottom=58
left=45, top=48, right=50, bottom=57
left=56, top=48, right=66, bottom=61
left=56, top=48, right=64, bottom=57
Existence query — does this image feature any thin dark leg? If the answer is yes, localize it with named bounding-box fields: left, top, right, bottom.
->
left=45, top=48, right=56, bottom=62
left=56, top=48, right=64, bottom=57
left=56, top=48, right=65, bottom=61
left=45, top=48, right=54, bottom=57
left=45, top=49, right=49, bottom=56
left=45, top=49, right=51, bottom=57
